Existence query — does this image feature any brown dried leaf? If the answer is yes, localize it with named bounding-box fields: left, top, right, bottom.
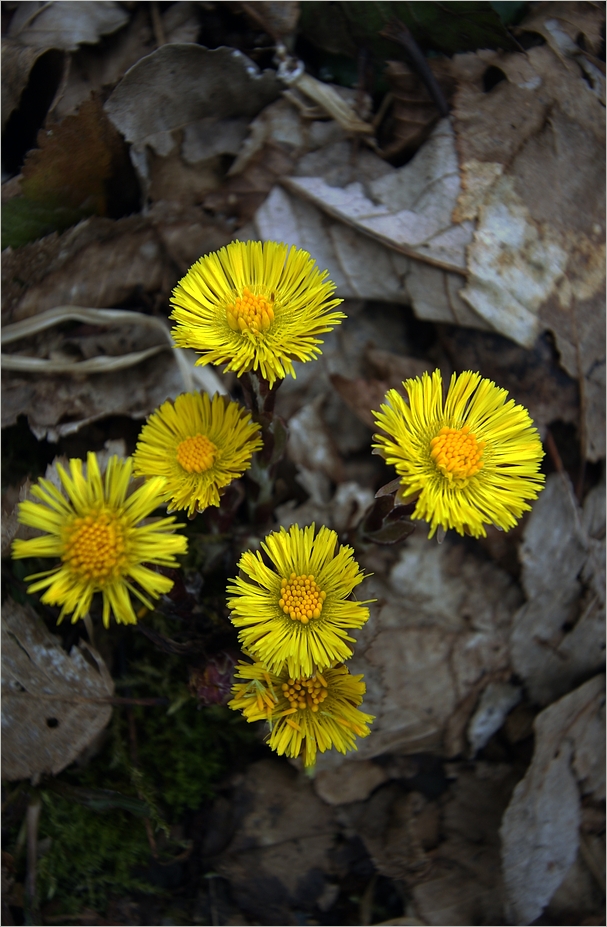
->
left=1, top=215, right=169, bottom=326
left=239, top=1, right=301, bottom=40
left=20, top=96, right=128, bottom=215
left=500, top=674, right=605, bottom=924
left=382, top=58, right=455, bottom=159
left=438, top=327, right=579, bottom=439
left=1, top=597, right=114, bottom=781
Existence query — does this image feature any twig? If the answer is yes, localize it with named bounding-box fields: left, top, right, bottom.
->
left=24, top=794, right=42, bottom=926
left=544, top=427, right=566, bottom=476
left=11, top=1, right=53, bottom=35
left=150, top=1, right=166, bottom=46
left=127, top=708, right=158, bottom=858
left=380, top=19, right=450, bottom=117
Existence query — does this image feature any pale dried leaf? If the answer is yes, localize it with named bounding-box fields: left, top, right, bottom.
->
left=315, top=760, right=388, bottom=806
left=1, top=597, right=114, bottom=781
left=286, top=394, right=344, bottom=483
left=9, top=1, right=129, bottom=51
left=451, top=39, right=605, bottom=459
left=500, top=673, right=605, bottom=925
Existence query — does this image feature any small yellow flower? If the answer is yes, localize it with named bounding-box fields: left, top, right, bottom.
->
left=227, top=524, right=371, bottom=678
left=12, top=453, right=187, bottom=627
left=373, top=369, right=545, bottom=538
left=169, top=240, right=345, bottom=387
left=229, top=660, right=374, bottom=768
left=132, top=391, right=262, bottom=516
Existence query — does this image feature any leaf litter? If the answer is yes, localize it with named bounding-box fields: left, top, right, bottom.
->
left=1, top=1, right=605, bottom=923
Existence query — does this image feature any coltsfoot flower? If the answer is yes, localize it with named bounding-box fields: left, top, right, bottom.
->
left=132, top=391, right=262, bottom=516
left=373, top=369, right=545, bottom=539
left=227, top=524, right=371, bottom=678
left=12, top=453, right=187, bottom=626
left=169, top=240, right=345, bottom=387
left=229, top=660, right=374, bottom=768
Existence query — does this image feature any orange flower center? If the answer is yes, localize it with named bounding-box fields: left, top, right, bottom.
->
left=279, top=573, right=326, bottom=624
left=282, top=674, right=329, bottom=713
left=62, top=511, right=127, bottom=583
left=430, top=425, right=485, bottom=482
left=226, top=287, right=275, bottom=335
left=176, top=434, right=217, bottom=473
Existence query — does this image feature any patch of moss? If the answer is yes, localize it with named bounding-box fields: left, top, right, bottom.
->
left=37, top=791, right=156, bottom=914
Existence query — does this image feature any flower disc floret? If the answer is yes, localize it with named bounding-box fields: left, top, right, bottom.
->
left=12, top=453, right=187, bottom=627
left=169, top=240, right=345, bottom=387
left=228, top=661, right=374, bottom=768
left=373, top=369, right=545, bottom=539
left=227, top=524, right=372, bottom=678
left=132, top=391, right=262, bottom=516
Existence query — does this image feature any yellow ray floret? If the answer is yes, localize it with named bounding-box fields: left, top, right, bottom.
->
left=373, top=369, right=545, bottom=539
left=229, top=661, right=374, bottom=768
left=12, top=453, right=188, bottom=627
left=169, top=240, right=345, bottom=387
left=132, top=391, right=262, bottom=517
left=227, top=524, right=372, bottom=678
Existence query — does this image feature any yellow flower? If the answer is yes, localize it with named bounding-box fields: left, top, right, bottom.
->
left=373, top=369, right=545, bottom=539
left=169, top=240, right=345, bottom=387
left=12, top=453, right=187, bottom=627
left=132, top=391, right=262, bottom=517
left=227, top=524, right=371, bottom=678
left=229, top=660, right=374, bottom=768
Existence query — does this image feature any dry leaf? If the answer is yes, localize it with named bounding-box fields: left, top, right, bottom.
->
left=1, top=38, right=43, bottom=131
left=8, top=1, right=129, bottom=51
left=451, top=33, right=605, bottom=460
left=438, top=327, right=579, bottom=439
left=410, top=763, right=517, bottom=925
left=510, top=473, right=605, bottom=706
left=2, top=215, right=170, bottom=326
left=247, top=121, right=487, bottom=331
left=381, top=58, right=455, bottom=159
left=314, top=760, right=388, bottom=806
left=20, top=96, right=130, bottom=215
left=105, top=43, right=280, bottom=169
left=286, top=394, right=344, bottom=483
left=1, top=597, right=114, bottom=781
left=314, top=532, right=521, bottom=773
left=500, top=673, right=605, bottom=924
left=214, top=759, right=338, bottom=924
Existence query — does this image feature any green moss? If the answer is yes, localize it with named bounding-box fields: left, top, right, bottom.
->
left=37, top=792, right=156, bottom=913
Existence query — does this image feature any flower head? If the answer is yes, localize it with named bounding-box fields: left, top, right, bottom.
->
left=132, top=391, right=262, bottom=516
left=12, top=453, right=187, bottom=627
left=373, top=369, right=545, bottom=538
left=229, top=660, right=374, bottom=767
left=227, top=524, right=371, bottom=678
left=169, top=240, right=345, bottom=387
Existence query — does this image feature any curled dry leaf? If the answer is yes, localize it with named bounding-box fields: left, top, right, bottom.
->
left=500, top=673, right=606, bottom=925
left=510, top=473, right=605, bottom=706
left=1, top=38, right=42, bottom=132
left=381, top=58, right=455, bottom=159
left=8, top=1, right=129, bottom=52
left=1, top=597, right=114, bottom=782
